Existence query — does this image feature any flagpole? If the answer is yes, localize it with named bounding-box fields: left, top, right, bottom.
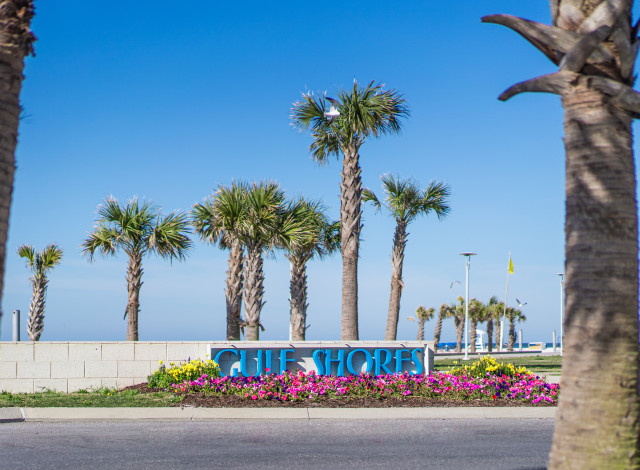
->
left=500, top=252, right=511, bottom=352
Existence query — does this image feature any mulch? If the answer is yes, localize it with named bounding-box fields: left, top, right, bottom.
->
left=123, top=383, right=555, bottom=408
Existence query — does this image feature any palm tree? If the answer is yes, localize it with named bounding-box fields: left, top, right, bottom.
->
left=484, top=2, right=640, bottom=465
left=433, top=303, right=452, bottom=351
left=449, top=297, right=465, bottom=353
left=485, top=296, right=501, bottom=353
left=468, top=298, right=485, bottom=354
left=363, top=174, right=450, bottom=340
left=82, top=197, right=192, bottom=341
left=17, top=244, right=62, bottom=341
left=408, top=305, right=434, bottom=341
left=0, top=2, right=35, bottom=324
left=192, top=182, right=247, bottom=341
left=291, top=80, right=409, bottom=340
left=505, top=306, right=526, bottom=351
left=234, top=182, right=314, bottom=341
left=280, top=198, right=340, bottom=341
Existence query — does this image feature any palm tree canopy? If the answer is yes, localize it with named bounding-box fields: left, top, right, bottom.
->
left=280, top=197, right=340, bottom=259
left=414, top=305, right=435, bottom=322
left=290, top=80, right=409, bottom=163
left=18, top=244, right=63, bottom=275
left=191, top=181, right=248, bottom=250
left=82, top=197, right=192, bottom=261
left=363, top=174, right=451, bottom=224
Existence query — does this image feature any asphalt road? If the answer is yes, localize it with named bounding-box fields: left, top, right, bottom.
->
left=1, top=418, right=554, bottom=469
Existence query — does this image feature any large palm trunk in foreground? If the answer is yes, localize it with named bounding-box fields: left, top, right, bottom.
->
left=0, top=1, right=35, bottom=321
left=552, top=79, right=639, bottom=468
left=340, top=147, right=362, bottom=340
left=385, top=222, right=407, bottom=340
left=484, top=1, right=640, bottom=466
left=225, top=241, right=244, bottom=340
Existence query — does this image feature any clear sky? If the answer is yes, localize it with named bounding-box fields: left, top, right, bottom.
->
left=2, top=1, right=639, bottom=344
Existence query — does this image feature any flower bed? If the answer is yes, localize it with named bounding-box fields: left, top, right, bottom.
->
left=146, top=356, right=559, bottom=406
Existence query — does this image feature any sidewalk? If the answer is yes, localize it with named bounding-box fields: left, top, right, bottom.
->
left=0, top=406, right=557, bottom=422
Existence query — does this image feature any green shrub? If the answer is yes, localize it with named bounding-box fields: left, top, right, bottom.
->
left=449, top=356, right=531, bottom=378
left=147, top=358, right=221, bottom=388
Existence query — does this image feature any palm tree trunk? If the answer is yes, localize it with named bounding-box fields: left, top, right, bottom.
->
left=507, top=317, right=515, bottom=351
left=125, top=253, right=143, bottom=341
left=27, top=275, right=46, bottom=341
left=470, top=318, right=478, bottom=353
left=225, top=241, right=244, bottom=341
left=385, top=221, right=407, bottom=340
left=289, top=254, right=308, bottom=341
left=454, top=315, right=464, bottom=353
left=548, top=80, right=640, bottom=468
left=340, top=147, right=362, bottom=340
left=494, top=318, right=501, bottom=351
left=243, top=244, right=265, bottom=341
left=417, top=319, right=425, bottom=341
left=486, top=318, right=493, bottom=353
left=433, top=309, right=444, bottom=350
left=0, top=1, right=35, bottom=324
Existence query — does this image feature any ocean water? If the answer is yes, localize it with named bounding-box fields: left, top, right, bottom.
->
left=436, top=342, right=559, bottom=351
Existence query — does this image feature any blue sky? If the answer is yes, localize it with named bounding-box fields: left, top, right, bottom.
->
left=2, top=1, right=638, bottom=344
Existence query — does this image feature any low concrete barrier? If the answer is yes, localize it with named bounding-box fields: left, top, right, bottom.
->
left=0, top=340, right=434, bottom=393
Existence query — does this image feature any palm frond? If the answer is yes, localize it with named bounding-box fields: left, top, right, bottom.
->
left=362, top=187, right=382, bottom=211
left=149, top=211, right=192, bottom=261
left=421, top=180, right=452, bottom=220
left=81, top=223, right=120, bottom=260
left=17, top=244, right=36, bottom=268
left=40, top=244, right=63, bottom=269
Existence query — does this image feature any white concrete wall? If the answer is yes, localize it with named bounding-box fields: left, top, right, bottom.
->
left=0, top=341, right=435, bottom=394
left=0, top=341, right=210, bottom=393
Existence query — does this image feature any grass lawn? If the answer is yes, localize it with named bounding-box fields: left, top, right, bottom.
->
left=434, top=355, right=562, bottom=374
left=0, top=388, right=179, bottom=408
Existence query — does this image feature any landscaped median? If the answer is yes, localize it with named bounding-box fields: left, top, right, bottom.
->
left=0, top=356, right=559, bottom=415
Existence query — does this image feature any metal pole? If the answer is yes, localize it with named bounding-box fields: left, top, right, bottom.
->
left=500, top=252, right=511, bottom=352
left=464, top=257, right=470, bottom=360
left=12, top=309, right=20, bottom=341
left=518, top=329, right=522, bottom=351
left=459, top=252, right=476, bottom=361
left=558, top=273, right=564, bottom=356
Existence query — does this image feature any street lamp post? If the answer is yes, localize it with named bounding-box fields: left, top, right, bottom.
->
left=460, top=252, right=477, bottom=360
left=557, top=273, right=564, bottom=355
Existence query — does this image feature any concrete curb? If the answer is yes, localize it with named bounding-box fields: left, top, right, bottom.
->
left=0, top=406, right=556, bottom=421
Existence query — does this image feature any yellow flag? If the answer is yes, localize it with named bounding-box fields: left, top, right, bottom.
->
left=509, top=257, right=514, bottom=274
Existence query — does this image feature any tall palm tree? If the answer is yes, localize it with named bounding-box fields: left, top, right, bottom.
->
left=192, top=182, right=247, bottom=341
left=505, top=306, right=526, bottom=351
left=17, top=244, right=62, bottom=341
left=291, top=80, right=409, bottom=340
left=363, top=174, right=450, bottom=340
left=280, top=198, right=340, bottom=341
left=484, top=2, right=640, bottom=465
left=433, top=303, right=452, bottom=351
left=408, top=305, right=434, bottom=341
left=0, top=2, right=35, bottom=324
left=82, top=197, right=192, bottom=341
